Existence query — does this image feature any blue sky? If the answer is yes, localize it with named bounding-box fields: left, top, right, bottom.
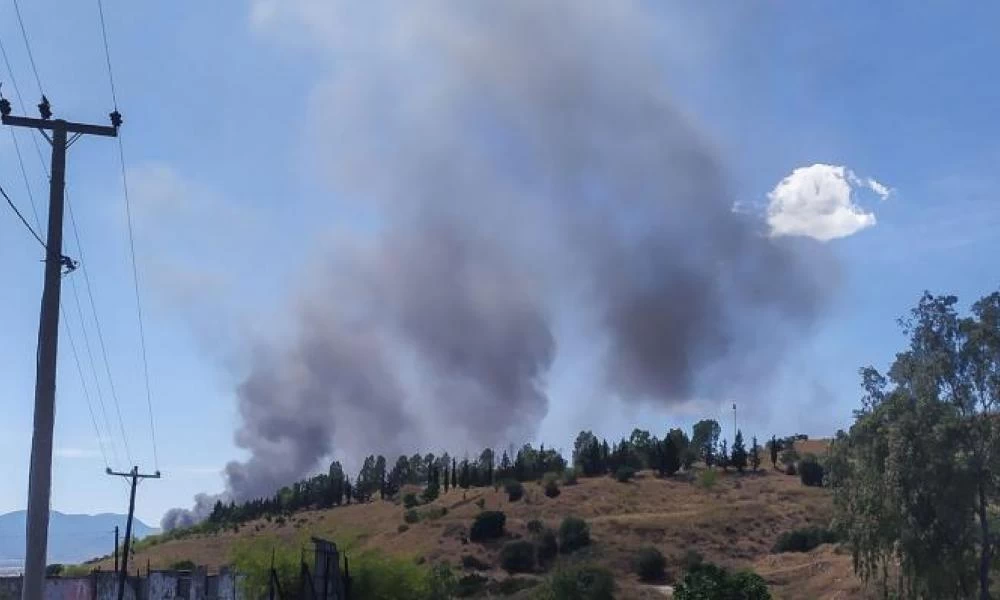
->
left=1, top=1, right=998, bottom=528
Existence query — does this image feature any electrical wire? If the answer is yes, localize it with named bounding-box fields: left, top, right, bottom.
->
left=10, top=0, right=42, bottom=96
left=0, top=183, right=44, bottom=248
left=95, top=0, right=159, bottom=470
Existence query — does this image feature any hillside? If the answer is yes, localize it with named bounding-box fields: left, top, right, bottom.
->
left=88, top=441, right=863, bottom=599
left=0, top=511, right=156, bottom=564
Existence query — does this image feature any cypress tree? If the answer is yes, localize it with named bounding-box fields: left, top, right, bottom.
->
left=444, top=464, right=450, bottom=493
left=732, top=430, right=748, bottom=473
left=750, top=435, right=761, bottom=472
left=451, top=458, right=458, bottom=489
left=769, top=435, right=780, bottom=470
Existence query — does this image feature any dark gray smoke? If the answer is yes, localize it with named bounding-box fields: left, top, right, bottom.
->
left=163, top=0, right=829, bottom=528
left=160, top=493, right=222, bottom=531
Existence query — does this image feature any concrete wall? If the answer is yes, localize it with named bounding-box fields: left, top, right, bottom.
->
left=0, top=568, right=242, bottom=600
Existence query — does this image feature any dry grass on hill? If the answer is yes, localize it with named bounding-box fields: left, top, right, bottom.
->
left=93, top=440, right=867, bottom=599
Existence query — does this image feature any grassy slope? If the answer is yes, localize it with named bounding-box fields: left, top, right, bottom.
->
left=93, top=440, right=865, bottom=599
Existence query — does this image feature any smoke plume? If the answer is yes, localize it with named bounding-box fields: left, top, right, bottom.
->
left=163, top=0, right=829, bottom=528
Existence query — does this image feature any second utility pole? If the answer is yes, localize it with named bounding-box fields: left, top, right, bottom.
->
left=107, top=466, right=160, bottom=600
left=1, top=96, right=119, bottom=600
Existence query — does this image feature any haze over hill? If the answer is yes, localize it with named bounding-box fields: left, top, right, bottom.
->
left=0, top=511, right=156, bottom=565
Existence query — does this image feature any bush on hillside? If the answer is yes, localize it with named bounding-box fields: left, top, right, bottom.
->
left=544, top=479, right=561, bottom=498
left=780, top=448, right=800, bottom=466
left=403, top=493, right=420, bottom=509
left=454, top=573, right=487, bottom=598
left=500, top=540, right=536, bottom=573
left=527, top=519, right=544, bottom=534
left=538, top=565, right=615, bottom=600
left=784, top=463, right=797, bottom=476
left=537, top=530, right=558, bottom=564
left=422, top=482, right=440, bottom=503
left=634, top=547, right=667, bottom=582
left=673, top=562, right=771, bottom=600
left=169, top=560, right=196, bottom=571
left=558, top=517, right=591, bottom=553
left=397, top=524, right=409, bottom=533
left=799, top=455, right=825, bottom=487
left=696, top=469, right=718, bottom=489
left=470, top=511, right=506, bottom=542
left=561, top=468, right=578, bottom=485
left=681, top=549, right=704, bottom=570
left=772, top=527, right=839, bottom=553
left=504, top=480, right=525, bottom=502
left=460, top=554, right=490, bottom=571
left=615, top=466, right=636, bottom=483
left=404, top=509, right=420, bottom=524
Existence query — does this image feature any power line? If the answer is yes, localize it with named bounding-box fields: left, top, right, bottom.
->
left=95, top=0, right=118, bottom=109
left=66, top=201, right=132, bottom=466
left=95, top=3, right=159, bottom=470
left=10, top=0, right=43, bottom=96
left=0, top=183, right=45, bottom=248
left=62, top=309, right=110, bottom=469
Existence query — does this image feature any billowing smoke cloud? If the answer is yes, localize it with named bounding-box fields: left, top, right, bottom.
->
left=160, top=493, right=223, bottom=531
left=164, top=0, right=830, bottom=528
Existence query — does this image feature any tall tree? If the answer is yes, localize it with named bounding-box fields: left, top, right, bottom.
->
left=451, top=458, right=458, bottom=489
left=769, top=435, right=780, bottom=470
left=731, top=430, right=747, bottom=473
left=661, top=435, right=680, bottom=476
left=832, top=291, right=1000, bottom=599
left=750, top=435, right=761, bottom=472
left=691, top=419, right=721, bottom=464
left=718, top=439, right=729, bottom=472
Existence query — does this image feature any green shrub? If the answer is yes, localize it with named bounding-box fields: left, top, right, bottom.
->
left=537, top=530, right=558, bottom=564
left=426, top=563, right=456, bottom=600
left=169, top=559, right=196, bottom=571
left=349, top=551, right=432, bottom=600
left=504, top=480, right=525, bottom=502
left=538, top=565, right=614, bottom=600
left=470, top=511, right=506, bottom=542
left=772, top=527, right=839, bottom=553
left=558, top=517, right=590, bottom=553
left=422, top=482, right=441, bottom=503
left=404, top=509, right=420, bottom=524
left=45, top=564, right=64, bottom=577
left=489, top=577, right=540, bottom=595
left=780, top=448, right=800, bottom=466
left=474, top=498, right=485, bottom=509
left=681, top=549, right=704, bottom=570
left=615, top=466, right=636, bottom=482
left=561, top=468, right=578, bottom=485
left=673, top=562, right=771, bottom=600
left=230, top=537, right=301, bottom=597
left=634, top=547, right=666, bottom=582
left=527, top=519, right=544, bottom=534
left=798, top=456, right=825, bottom=487
left=454, top=573, right=488, bottom=598
left=398, top=524, right=409, bottom=533
left=422, top=506, right=448, bottom=521
left=500, top=540, right=536, bottom=573
left=784, top=463, right=797, bottom=476
left=403, top=493, right=419, bottom=509
left=696, top=469, right=718, bottom=489
left=544, top=479, right=561, bottom=498
left=461, top=554, right=490, bottom=571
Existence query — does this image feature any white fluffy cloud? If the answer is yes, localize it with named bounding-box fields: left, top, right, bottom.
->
left=767, top=164, right=891, bottom=242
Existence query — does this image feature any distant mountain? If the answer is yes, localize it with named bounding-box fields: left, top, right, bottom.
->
left=0, top=510, right=157, bottom=565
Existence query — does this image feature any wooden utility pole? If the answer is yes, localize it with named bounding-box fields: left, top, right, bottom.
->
left=106, top=466, right=160, bottom=600
left=0, top=96, right=119, bottom=600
